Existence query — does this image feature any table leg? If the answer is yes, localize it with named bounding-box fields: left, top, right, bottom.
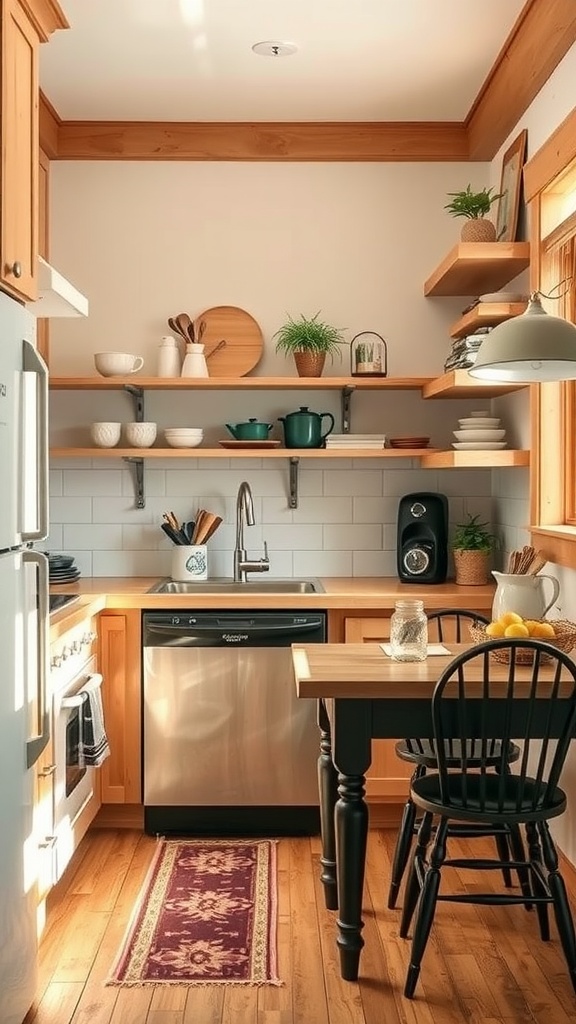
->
left=335, top=770, right=368, bottom=981
left=318, top=700, right=338, bottom=910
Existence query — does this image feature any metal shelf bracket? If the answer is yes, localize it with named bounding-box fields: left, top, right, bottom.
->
left=123, top=385, right=145, bottom=422
left=289, top=457, right=300, bottom=509
left=341, top=386, right=354, bottom=433
left=122, top=457, right=145, bottom=509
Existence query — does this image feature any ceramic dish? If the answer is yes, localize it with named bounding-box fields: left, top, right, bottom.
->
left=165, top=436, right=203, bottom=448
left=452, top=441, right=507, bottom=450
left=218, top=439, right=282, bottom=449
left=453, top=429, right=506, bottom=441
left=458, top=418, right=501, bottom=429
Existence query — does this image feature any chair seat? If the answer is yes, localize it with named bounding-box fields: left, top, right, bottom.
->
left=411, top=771, right=567, bottom=823
left=396, top=738, right=521, bottom=770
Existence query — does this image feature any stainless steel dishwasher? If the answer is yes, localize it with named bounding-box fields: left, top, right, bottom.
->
left=142, top=610, right=326, bottom=835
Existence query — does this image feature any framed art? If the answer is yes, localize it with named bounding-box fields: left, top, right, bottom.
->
left=495, top=129, right=528, bottom=242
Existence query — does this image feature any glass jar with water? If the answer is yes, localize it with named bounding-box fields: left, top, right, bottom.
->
left=389, top=599, right=428, bottom=661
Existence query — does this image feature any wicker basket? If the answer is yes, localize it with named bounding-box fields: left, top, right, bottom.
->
left=468, top=619, right=576, bottom=664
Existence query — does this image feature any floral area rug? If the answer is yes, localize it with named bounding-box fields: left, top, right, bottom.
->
left=107, top=839, right=280, bottom=986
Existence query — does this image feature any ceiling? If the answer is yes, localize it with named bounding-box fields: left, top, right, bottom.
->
left=40, top=0, right=527, bottom=123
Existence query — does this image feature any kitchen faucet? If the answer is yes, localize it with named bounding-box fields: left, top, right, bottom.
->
left=234, top=481, right=269, bottom=583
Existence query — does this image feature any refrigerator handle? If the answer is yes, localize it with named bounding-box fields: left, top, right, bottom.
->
left=24, top=550, right=50, bottom=768
left=22, top=341, right=49, bottom=542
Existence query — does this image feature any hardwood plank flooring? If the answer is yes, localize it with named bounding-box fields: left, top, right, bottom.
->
left=28, top=828, right=576, bottom=1024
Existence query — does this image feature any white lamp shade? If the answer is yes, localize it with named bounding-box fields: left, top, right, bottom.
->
left=469, top=294, right=576, bottom=382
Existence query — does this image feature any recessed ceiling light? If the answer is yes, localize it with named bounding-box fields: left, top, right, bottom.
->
left=252, top=41, right=297, bottom=58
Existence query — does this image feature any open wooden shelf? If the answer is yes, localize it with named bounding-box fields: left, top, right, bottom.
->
left=424, top=242, right=531, bottom=297
left=49, top=375, right=432, bottom=391
left=449, top=301, right=528, bottom=339
left=422, top=370, right=528, bottom=400
left=421, top=450, right=530, bottom=469
left=49, top=447, right=437, bottom=460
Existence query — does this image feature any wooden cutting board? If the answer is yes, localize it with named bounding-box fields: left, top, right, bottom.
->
left=197, top=305, right=263, bottom=377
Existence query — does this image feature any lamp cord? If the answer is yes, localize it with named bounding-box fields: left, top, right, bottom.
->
left=538, top=276, right=573, bottom=300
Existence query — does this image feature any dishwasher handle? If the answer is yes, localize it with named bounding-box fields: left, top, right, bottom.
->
left=144, top=617, right=325, bottom=644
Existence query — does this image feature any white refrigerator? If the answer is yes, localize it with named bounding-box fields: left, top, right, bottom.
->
left=0, top=289, right=49, bottom=1023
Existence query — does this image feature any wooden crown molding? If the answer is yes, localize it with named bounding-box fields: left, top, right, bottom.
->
left=39, top=90, right=61, bottom=159
left=40, top=0, right=575, bottom=162
left=20, top=0, right=68, bottom=42
left=466, top=0, right=576, bottom=160
left=54, top=120, right=468, bottom=162
left=523, top=103, right=576, bottom=202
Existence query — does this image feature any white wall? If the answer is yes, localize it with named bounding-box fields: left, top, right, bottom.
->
left=48, top=159, right=501, bottom=576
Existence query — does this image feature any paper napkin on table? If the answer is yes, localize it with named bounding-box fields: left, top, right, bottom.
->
left=381, top=643, right=451, bottom=657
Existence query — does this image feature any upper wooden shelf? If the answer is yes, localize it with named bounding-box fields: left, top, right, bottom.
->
left=49, top=446, right=437, bottom=460
left=449, top=301, right=528, bottom=339
left=422, top=370, right=528, bottom=400
left=424, top=242, right=531, bottom=297
left=49, top=375, right=431, bottom=391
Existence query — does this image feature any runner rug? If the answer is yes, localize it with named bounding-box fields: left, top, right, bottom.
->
left=108, top=839, right=280, bottom=986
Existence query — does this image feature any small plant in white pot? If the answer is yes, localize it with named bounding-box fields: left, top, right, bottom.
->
left=444, top=185, right=504, bottom=242
left=453, top=514, right=495, bottom=585
left=274, top=312, right=345, bottom=378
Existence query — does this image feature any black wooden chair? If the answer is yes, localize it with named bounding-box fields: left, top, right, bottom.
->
left=387, top=608, right=526, bottom=910
left=400, top=637, right=576, bottom=999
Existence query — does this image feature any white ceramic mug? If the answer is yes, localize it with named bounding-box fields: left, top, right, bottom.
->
left=90, top=422, right=122, bottom=448
left=171, top=545, right=208, bottom=582
left=94, top=352, right=145, bottom=376
left=125, top=421, right=157, bottom=448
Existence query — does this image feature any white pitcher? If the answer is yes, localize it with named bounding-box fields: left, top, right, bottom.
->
left=491, top=570, right=560, bottom=621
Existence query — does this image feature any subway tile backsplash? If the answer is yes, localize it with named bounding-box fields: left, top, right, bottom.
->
left=48, top=459, right=500, bottom=578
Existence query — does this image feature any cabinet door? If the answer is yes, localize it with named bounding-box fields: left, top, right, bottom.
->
left=99, top=610, right=141, bottom=804
left=1, top=0, right=39, bottom=300
left=344, top=616, right=413, bottom=802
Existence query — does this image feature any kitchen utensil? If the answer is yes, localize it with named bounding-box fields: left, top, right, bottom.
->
left=174, top=312, right=193, bottom=340
left=125, top=421, right=157, bottom=447
left=193, top=511, right=221, bottom=545
left=181, top=342, right=208, bottom=378
left=161, top=521, right=186, bottom=546
left=94, top=352, right=144, bottom=376
left=90, top=422, right=122, bottom=448
left=206, top=339, right=226, bottom=359
left=163, top=512, right=190, bottom=545
left=191, top=509, right=207, bottom=543
left=195, top=305, right=263, bottom=376
left=278, top=407, right=335, bottom=449
left=196, top=320, right=206, bottom=344
left=199, top=514, right=223, bottom=543
left=491, top=570, right=561, bottom=621
left=225, top=418, right=273, bottom=441
left=167, top=317, right=189, bottom=351
left=183, top=521, right=194, bottom=543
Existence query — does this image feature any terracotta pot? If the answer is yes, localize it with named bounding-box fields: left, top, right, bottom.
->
left=454, top=548, right=491, bottom=586
left=293, top=351, right=326, bottom=378
left=460, top=219, right=496, bottom=242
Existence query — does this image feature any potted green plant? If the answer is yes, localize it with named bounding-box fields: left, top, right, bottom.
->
left=274, top=312, right=346, bottom=377
left=452, top=513, right=495, bottom=585
left=444, top=184, right=504, bottom=242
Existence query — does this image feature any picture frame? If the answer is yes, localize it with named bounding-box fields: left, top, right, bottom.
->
left=495, top=129, right=528, bottom=242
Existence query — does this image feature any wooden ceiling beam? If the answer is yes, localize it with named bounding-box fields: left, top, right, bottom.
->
left=466, top=0, right=576, bottom=160
left=55, top=120, right=469, bottom=162
left=39, top=90, right=61, bottom=159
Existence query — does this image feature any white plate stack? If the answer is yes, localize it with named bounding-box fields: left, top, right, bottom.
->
left=325, top=434, right=387, bottom=449
left=452, top=410, right=507, bottom=450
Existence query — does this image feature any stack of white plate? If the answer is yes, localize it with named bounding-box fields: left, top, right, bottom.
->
left=164, top=427, right=204, bottom=449
left=452, top=410, right=507, bottom=450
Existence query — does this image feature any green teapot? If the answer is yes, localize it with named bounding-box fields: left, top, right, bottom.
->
left=226, top=418, right=274, bottom=441
left=278, top=406, right=335, bottom=448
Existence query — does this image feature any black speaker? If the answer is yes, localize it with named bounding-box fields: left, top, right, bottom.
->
left=397, top=492, right=448, bottom=584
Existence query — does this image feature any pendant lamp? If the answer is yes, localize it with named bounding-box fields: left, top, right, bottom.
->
left=469, top=292, right=576, bottom=382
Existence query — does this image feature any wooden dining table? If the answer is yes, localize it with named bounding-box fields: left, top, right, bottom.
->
left=292, top=641, right=572, bottom=982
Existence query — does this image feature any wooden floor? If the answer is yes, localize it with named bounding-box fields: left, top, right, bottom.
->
left=28, top=827, right=576, bottom=1024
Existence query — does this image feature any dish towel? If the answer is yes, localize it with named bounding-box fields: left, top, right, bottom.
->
left=79, top=674, right=111, bottom=767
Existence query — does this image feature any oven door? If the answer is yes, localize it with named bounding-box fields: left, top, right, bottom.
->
left=52, top=655, right=102, bottom=880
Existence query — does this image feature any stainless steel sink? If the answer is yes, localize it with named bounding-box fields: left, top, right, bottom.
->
left=147, top=577, right=324, bottom=595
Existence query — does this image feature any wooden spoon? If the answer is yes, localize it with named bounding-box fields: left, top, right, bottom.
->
left=175, top=313, right=193, bottom=339
left=195, top=512, right=222, bottom=545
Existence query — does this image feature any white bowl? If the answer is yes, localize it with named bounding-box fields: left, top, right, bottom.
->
left=452, top=441, right=507, bottom=450
left=453, top=429, right=506, bottom=442
left=90, top=422, right=121, bottom=448
left=165, top=435, right=203, bottom=448
left=94, top=352, right=144, bottom=376
left=164, top=428, right=203, bottom=435
left=125, top=422, right=157, bottom=448
left=458, top=418, right=501, bottom=429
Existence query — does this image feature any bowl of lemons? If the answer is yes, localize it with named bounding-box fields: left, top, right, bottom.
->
left=469, top=613, right=576, bottom=663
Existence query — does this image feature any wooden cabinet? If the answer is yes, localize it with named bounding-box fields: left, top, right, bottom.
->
left=0, top=0, right=66, bottom=301
left=98, top=609, right=142, bottom=806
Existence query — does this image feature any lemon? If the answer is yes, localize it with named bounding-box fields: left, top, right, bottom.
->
left=532, top=621, right=556, bottom=638
left=486, top=621, right=505, bottom=637
left=523, top=619, right=541, bottom=636
left=504, top=623, right=530, bottom=638
left=499, top=611, right=524, bottom=627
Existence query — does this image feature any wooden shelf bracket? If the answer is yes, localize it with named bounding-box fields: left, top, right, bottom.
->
left=122, top=456, right=145, bottom=509
left=289, top=457, right=300, bottom=509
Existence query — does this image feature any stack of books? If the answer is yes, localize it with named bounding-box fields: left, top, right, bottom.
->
left=325, top=434, right=387, bottom=449
left=444, top=328, right=491, bottom=371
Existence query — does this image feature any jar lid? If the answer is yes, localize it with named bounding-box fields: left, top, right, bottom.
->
left=395, top=599, right=425, bottom=611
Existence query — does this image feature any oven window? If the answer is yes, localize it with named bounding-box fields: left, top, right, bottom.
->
left=66, top=707, right=87, bottom=797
